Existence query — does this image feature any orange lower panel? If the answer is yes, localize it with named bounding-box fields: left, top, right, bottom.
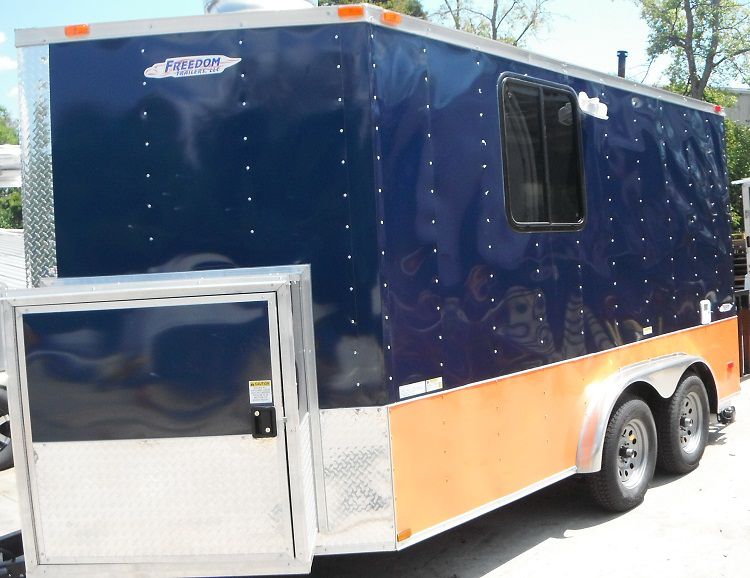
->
left=388, top=318, right=740, bottom=539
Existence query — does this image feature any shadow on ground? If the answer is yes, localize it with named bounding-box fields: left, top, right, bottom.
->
left=259, top=421, right=731, bottom=578
left=306, top=476, right=617, bottom=578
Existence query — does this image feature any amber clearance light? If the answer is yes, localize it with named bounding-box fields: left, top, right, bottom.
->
left=337, top=6, right=365, bottom=19
left=64, top=24, right=91, bottom=38
left=381, top=11, right=402, bottom=25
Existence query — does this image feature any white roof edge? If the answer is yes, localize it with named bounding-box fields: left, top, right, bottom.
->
left=15, top=4, right=344, bottom=47
left=15, top=3, right=720, bottom=116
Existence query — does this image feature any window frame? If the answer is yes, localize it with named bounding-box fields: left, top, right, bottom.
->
left=498, top=72, right=587, bottom=232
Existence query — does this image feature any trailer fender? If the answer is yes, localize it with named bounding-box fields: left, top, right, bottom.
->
left=576, top=353, right=715, bottom=473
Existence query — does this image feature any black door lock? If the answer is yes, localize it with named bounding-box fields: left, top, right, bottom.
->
left=250, top=405, right=277, bottom=438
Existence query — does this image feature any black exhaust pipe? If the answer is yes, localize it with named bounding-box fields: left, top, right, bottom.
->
left=617, top=50, right=628, bottom=78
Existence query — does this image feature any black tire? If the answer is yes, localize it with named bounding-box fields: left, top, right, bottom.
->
left=0, top=388, right=11, bottom=471
left=656, top=373, right=709, bottom=474
left=589, top=397, right=657, bottom=512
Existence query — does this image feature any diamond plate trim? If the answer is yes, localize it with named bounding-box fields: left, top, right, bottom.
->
left=317, top=407, right=395, bottom=551
left=18, top=45, right=56, bottom=288
left=32, top=435, right=294, bottom=562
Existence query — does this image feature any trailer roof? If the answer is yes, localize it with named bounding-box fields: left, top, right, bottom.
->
left=15, top=3, right=720, bottom=116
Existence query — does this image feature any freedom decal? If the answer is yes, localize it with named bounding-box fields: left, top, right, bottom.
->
left=144, top=54, right=241, bottom=78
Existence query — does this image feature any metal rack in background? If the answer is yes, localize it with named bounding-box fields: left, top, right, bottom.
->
left=733, top=234, right=750, bottom=377
left=735, top=289, right=750, bottom=377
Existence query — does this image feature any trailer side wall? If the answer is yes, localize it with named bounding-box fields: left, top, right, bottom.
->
left=368, top=25, right=738, bottom=543
left=371, top=26, right=734, bottom=402
left=46, top=24, right=384, bottom=408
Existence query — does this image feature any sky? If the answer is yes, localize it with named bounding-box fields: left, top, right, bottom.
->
left=0, top=0, right=678, bottom=121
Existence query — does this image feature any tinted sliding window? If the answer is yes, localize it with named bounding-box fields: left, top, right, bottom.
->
left=500, top=75, right=585, bottom=230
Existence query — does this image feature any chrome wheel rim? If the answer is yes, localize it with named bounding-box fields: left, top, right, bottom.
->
left=618, top=418, right=649, bottom=489
left=680, top=391, right=704, bottom=454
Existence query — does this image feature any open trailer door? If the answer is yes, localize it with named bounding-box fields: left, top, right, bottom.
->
left=1, top=266, right=318, bottom=577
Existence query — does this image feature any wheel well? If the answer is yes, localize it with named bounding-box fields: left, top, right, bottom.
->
left=685, top=362, right=718, bottom=414
left=620, top=363, right=718, bottom=416
left=622, top=380, right=661, bottom=419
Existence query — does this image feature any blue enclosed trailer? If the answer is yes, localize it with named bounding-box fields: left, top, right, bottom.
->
left=2, top=2, right=741, bottom=576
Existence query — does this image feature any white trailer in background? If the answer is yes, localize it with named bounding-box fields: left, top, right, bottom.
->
left=733, top=177, right=750, bottom=290
left=0, top=146, right=21, bottom=190
left=0, top=144, right=22, bottom=471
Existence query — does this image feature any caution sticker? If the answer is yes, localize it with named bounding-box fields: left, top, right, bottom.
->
left=425, top=377, right=443, bottom=392
left=249, top=380, right=273, bottom=405
left=399, top=376, right=444, bottom=399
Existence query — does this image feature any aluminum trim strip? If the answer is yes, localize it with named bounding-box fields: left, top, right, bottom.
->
left=2, top=266, right=307, bottom=308
left=44, top=265, right=306, bottom=288
left=315, top=541, right=394, bottom=555
left=15, top=6, right=346, bottom=47
left=13, top=306, right=46, bottom=565
left=21, top=559, right=312, bottom=578
left=15, top=4, right=720, bottom=115
left=276, top=282, right=316, bottom=563
left=17, top=44, right=55, bottom=288
left=3, top=302, right=41, bottom=570
left=15, top=291, right=276, bottom=316
left=291, top=274, right=329, bottom=533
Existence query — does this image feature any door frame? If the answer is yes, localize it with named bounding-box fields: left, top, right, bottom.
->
left=1, top=266, right=317, bottom=577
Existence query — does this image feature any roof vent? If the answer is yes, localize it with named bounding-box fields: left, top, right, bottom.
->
left=205, top=0, right=316, bottom=13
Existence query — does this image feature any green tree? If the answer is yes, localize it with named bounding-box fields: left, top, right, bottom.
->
left=659, top=87, right=750, bottom=231
left=645, top=0, right=750, bottom=232
left=705, top=87, right=750, bottom=230
left=434, top=0, right=550, bottom=44
left=635, top=0, right=750, bottom=100
left=0, top=191, right=22, bottom=229
left=0, top=106, right=18, bottom=146
left=725, top=120, right=750, bottom=229
left=0, top=105, right=22, bottom=229
left=321, top=0, right=426, bottom=17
